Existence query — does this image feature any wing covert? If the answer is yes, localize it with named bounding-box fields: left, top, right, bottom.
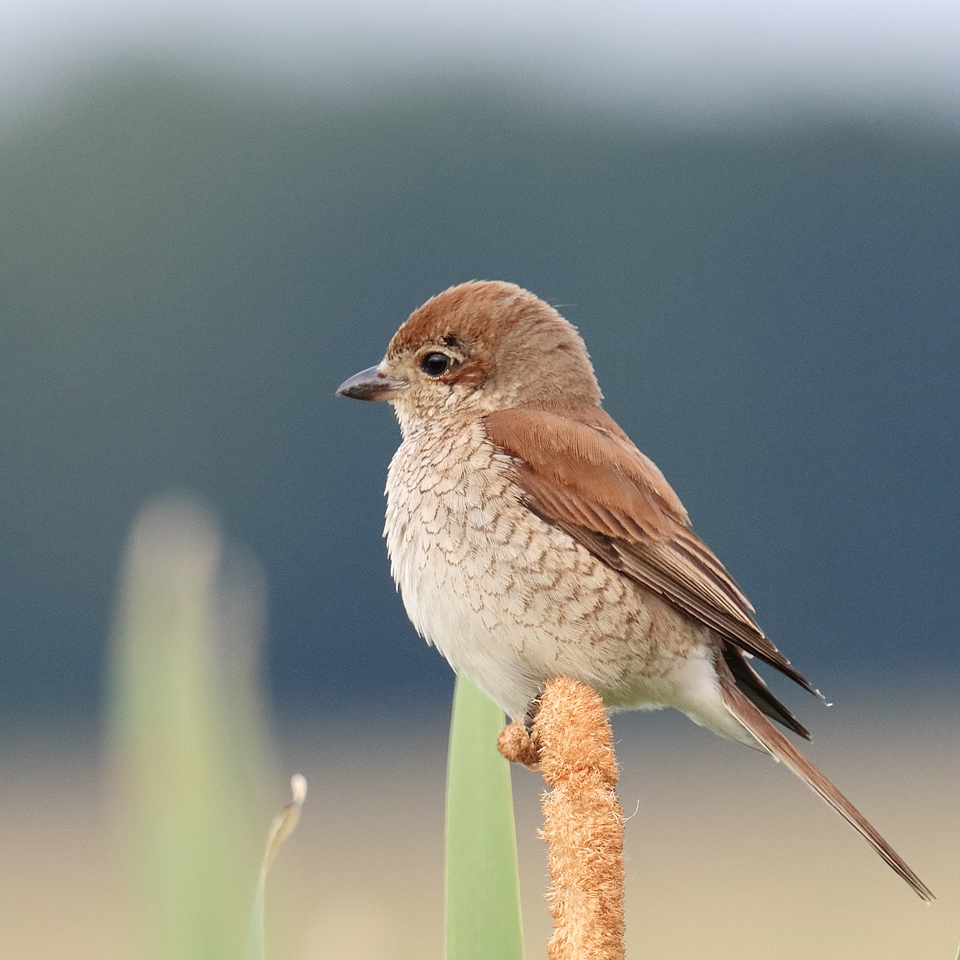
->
left=483, top=407, right=818, bottom=696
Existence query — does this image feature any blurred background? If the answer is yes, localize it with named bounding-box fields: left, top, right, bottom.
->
left=0, top=0, right=958, bottom=957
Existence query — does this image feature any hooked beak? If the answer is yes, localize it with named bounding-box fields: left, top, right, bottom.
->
left=336, top=365, right=408, bottom=401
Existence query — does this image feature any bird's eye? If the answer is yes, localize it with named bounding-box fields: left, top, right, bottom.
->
left=420, top=352, right=451, bottom=377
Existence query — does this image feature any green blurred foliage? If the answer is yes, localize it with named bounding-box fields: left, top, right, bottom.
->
left=1, top=67, right=957, bottom=722
left=108, top=495, right=272, bottom=960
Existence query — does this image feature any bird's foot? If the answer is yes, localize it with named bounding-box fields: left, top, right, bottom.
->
left=524, top=695, right=542, bottom=737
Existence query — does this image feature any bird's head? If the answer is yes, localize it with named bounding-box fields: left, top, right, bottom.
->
left=336, top=281, right=602, bottom=432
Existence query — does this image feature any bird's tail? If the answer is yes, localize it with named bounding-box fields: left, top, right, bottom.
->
left=717, top=666, right=935, bottom=902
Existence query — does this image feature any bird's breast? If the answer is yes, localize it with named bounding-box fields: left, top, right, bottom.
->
left=383, top=420, right=709, bottom=717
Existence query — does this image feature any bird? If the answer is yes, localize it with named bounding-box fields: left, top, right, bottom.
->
left=337, top=279, right=933, bottom=901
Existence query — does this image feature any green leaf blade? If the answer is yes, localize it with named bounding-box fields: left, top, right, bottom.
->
left=445, top=675, right=525, bottom=960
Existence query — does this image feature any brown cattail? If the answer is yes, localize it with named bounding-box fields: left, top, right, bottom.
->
left=500, top=677, right=626, bottom=960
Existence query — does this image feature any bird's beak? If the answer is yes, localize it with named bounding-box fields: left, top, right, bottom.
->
left=336, top=365, right=408, bottom=401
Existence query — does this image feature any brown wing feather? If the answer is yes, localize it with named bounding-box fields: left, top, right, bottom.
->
left=722, top=646, right=811, bottom=738
left=485, top=406, right=689, bottom=538
left=483, top=407, right=819, bottom=697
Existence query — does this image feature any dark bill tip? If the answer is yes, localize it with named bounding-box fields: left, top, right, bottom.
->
left=336, top=365, right=407, bottom=401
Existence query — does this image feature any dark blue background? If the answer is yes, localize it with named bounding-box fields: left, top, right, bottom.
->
left=2, top=70, right=957, bottom=722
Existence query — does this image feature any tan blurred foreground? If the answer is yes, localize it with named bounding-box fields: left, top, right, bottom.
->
left=1, top=694, right=957, bottom=960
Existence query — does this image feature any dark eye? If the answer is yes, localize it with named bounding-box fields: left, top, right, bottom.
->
left=420, top=352, right=451, bottom=377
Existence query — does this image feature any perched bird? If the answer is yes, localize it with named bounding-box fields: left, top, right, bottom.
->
left=337, top=280, right=932, bottom=901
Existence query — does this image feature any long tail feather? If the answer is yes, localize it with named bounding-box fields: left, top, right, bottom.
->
left=718, top=667, right=935, bottom=902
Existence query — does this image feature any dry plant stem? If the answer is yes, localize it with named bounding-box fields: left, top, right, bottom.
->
left=500, top=677, right=626, bottom=960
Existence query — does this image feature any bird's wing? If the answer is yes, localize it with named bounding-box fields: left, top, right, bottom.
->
left=483, top=407, right=818, bottom=698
